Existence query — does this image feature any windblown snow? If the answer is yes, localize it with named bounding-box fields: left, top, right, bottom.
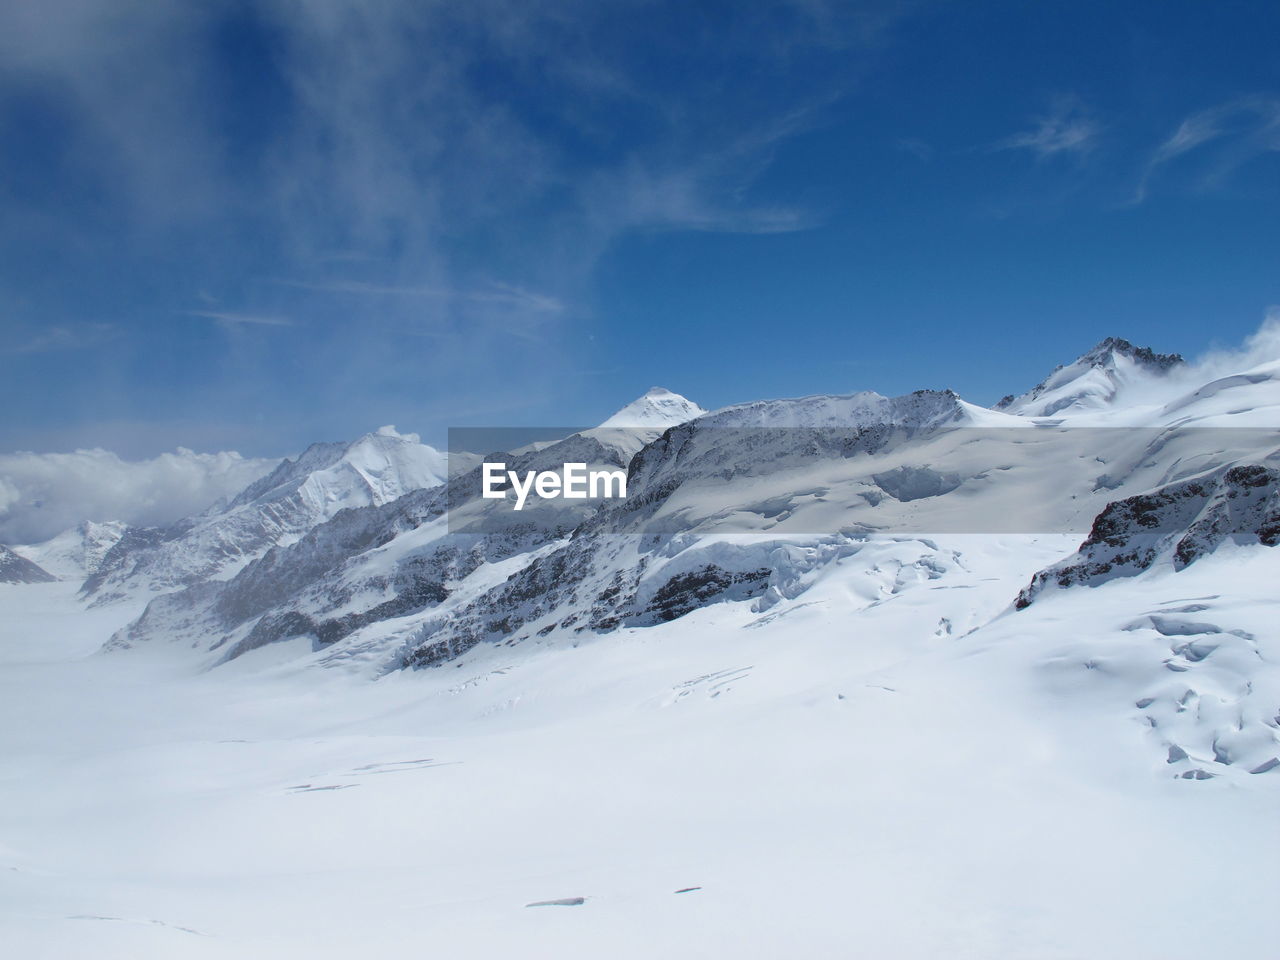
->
left=1, top=338, right=1278, bottom=959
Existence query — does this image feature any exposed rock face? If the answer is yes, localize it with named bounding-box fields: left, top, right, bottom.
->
left=0, top=544, right=57, bottom=584
left=1084, top=337, right=1184, bottom=372
left=400, top=389, right=970, bottom=668
left=1016, top=464, right=1280, bottom=608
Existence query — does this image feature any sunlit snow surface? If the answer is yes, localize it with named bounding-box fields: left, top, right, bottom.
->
left=2, top=536, right=1277, bottom=959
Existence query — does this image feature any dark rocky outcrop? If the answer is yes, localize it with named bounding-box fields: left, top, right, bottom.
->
left=0, top=545, right=57, bottom=584
left=1016, top=464, right=1280, bottom=608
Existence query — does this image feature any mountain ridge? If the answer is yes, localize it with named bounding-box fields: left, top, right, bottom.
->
left=995, top=336, right=1185, bottom=417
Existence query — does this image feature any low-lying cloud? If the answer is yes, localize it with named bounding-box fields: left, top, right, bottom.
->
left=0, top=447, right=278, bottom=545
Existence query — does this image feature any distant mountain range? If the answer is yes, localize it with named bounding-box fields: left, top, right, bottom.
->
left=5, top=335, right=1279, bottom=781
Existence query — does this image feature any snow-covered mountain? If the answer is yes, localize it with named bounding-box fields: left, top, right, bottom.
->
left=14, top=338, right=1280, bottom=771
left=598, top=386, right=706, bottom=429
left=82, top=426, right=451, bottom=602
left=995, top=336, right=1184, bottom=417
left=12, top=520, right=128, bottom=580
left=101, top=336, right=1280, bottom=717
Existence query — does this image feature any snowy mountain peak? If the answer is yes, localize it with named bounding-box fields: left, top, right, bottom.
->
left=82, top=427, right=450, bottom=601
left=11, top=519, right=128, bottom=581
left=598, top=387, right=706, bottom=429
left=228, top=428, right=446, bottom=514
left=323, top=429, right=448, bottom=507
left=996, top=337, right=1184, bottom=417
left=1078, top=336, right=1184, bottom=372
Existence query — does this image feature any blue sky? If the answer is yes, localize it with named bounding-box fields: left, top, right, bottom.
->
left=2, top=0, right=1279, bottom=458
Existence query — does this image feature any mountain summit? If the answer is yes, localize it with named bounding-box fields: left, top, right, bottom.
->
left=82, top=427, right=449, bottom=601
left=12, top=520, right=128, bottom=580
left=995, top=337, right=1184, bottom=417
left=598, top=387, right=705, bottom=429
left=224, top=426, right=447, bottom=516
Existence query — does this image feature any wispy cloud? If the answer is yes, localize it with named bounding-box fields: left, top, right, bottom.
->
left=277, top=280, right=564, bottom=314
left=993, top=98, right=1100, bottom=159
left=184, top=310, right=294, bottom=327
left=0, top=0, right=913, bottom=448
left=609, top=166, right=817, bottom=235
left=9, top=323, right=118, bottom=354
left=579, top=101, right=835, bottom=238
left=896, top=138, right=934, bottom=162
left=1134, top=96, right=1280, bottom=203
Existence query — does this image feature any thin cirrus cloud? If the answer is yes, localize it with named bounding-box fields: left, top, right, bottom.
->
left=248, top=1, right=840, bottom=278
left=895, top=138, right=934, bottom=162
left=1134, top=96, right=1280, bottom=202
left=276, top=280, right=565, bottom=314
left=583, top=111, right=829, bottom=240
left=0, top=0, right=913, bottom=457
left=992, top=100, right=1100, bottom=159
left=183, top=310, right=295, bottom=327
left=8, top=323, right=119, bottom=354
left=269, top=279, right=565, bottom=345
left=0, top=3, right=880, bottom=301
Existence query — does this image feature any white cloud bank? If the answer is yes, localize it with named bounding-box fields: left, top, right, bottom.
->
left=0, top=448, right=279, bottom=545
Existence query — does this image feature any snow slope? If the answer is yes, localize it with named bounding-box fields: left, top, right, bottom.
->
left=1, top=533, right=1277, bottom=959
